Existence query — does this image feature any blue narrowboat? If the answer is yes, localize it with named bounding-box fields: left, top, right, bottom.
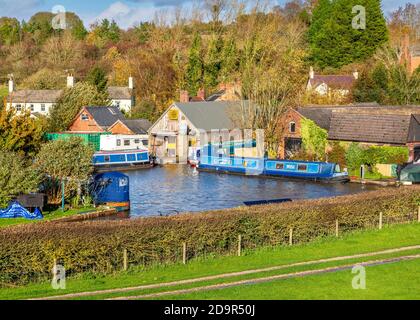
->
left=198, top=156, right=349, bottom=182
left=93, top=149, right=154, bottom=172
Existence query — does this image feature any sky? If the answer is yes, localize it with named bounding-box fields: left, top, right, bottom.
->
left=0, top=0, right=415, bottom=29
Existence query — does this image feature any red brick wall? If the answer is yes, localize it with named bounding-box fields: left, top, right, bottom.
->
left=109, top=121, right=134, bottom=135
left=68, top=110, right=104, bottom=132
left=277, top=109, right=303, bottom=158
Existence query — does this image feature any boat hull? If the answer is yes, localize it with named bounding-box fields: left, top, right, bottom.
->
left=198, top=159, right=350, bottom=183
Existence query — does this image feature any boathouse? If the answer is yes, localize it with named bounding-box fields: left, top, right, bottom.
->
left=149, top=101, right=248, bottom=164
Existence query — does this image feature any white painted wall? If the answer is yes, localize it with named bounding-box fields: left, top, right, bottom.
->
left=100, top=134, right=149, bottom=151
left=8, top=102, right=55, bottom=116
left=111, top=99, right=133, bottom=113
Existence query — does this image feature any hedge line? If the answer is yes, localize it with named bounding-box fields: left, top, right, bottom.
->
left=0, top=186, right=419, bottom=285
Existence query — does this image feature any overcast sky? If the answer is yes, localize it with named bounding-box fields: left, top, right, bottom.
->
left=0, top=0, right=415, bottom=29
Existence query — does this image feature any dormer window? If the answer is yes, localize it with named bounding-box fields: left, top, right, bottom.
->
left=81, top=113, right=89, bottom=121
left=289, top=122, right=296, bottom=133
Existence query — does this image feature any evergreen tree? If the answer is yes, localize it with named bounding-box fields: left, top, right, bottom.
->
left=85, top=66, right=108, bottom=93
left=186, top=33, right=204, bottom=96
left=220, top=37, right=239, bottom=83
left=204, top=35, right=223, bottom=91
left=308, top=0, right=388, bottom=69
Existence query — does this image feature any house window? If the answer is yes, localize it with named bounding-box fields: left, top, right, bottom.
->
left=116, top=139, right=121, bottom=146
left=16, top=104, right=21, bottom=111
left=30, top=104, right=34, bottom=112
left=289, top=122, right=296, bottom=133
left=41, top=104, right=46, bottom=112
left=81, top=113, right=89, bottom=121
left=124, top=140, right=130, bottom=146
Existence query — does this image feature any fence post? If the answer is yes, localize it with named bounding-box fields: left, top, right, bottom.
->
left=335, top=219, right=339, bottom=237
left=123, top=249, right=128, bottom=271
left=379, top=212, right=383, bottom=230
left=289, top=228, right=293, bottom=246
left=238, top=235, right=242, bottom=257
left=182, top=242, right=187, bottom=265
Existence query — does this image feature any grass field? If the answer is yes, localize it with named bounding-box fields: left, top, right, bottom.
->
left=0, top=206, right=97, bottom=228
left=1, top=222, right=419, bottom=300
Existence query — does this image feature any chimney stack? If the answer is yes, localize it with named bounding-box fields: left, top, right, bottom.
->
left=128, top=76, right=134, bottom=89
left=180, top=90, right=189, bottom=103
left=309, top=66, right=315, bottom=80
left=67, top=74, right=74, bottom=88
left=8, top=75, right=14, bottom=93
left=197, top=88, right=205, bottom=101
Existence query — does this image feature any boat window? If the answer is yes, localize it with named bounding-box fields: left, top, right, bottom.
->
left=142, top=140, right=149, bottom=146
left=335, top=164, right=341, bottom=173
left=104, top=155, right=110, bottom=162
left=124, top=140, right=130, bottom=146
left=116, top=139, right=121, bottom=146
left=134, top=139, right=140, bottom=144
left=298, top=164, right=307, bottom=171
left=276, top=163, right=284, bottom=170
left=289, top=122, right=296, bottom=133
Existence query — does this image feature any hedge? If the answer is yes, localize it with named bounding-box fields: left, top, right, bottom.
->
left=0, top=186, right=419, bottom=285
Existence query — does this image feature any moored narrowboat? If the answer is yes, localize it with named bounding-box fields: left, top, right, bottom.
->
left=198, top=156, right=349, bottom=183
left=93, top=149, right=154, bottom=172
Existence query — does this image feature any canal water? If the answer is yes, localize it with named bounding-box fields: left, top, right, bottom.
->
left=125, top=165, right=378, bottom=217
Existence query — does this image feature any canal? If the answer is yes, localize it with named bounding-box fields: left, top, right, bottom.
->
left=124, top=165, right=378, bottom=217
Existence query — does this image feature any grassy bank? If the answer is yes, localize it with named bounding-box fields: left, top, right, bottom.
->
left=0, top=223, right=419, bottom=300
left=0, top=186, right=419, bottom=286
left=0, top=206, right=97, bottom=228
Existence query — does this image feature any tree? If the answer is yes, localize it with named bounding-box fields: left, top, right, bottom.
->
left=186, top=33, right=204, bottom=95
left=220, top=36, right=239, bottom=83
left=0, top=17, right=21, bottom=45
left=34, top=138, right=94, bottom=204
left=308, top=0, right=388, bottom=69
left=204, top=35, right=223, bottom=90
left=21, top=68, right=65, bottom=90
left=48, top=82, right=110, bottom=132
left=85, top=66, right=108, bottom=93
left=130, top=100, right=157, bottom=122
left=0, top=108, right=45, bottom=157
left=0, top=152, right=41, bottom=208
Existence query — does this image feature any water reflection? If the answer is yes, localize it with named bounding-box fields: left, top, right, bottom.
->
left=125, top=165, right=377, bottom=217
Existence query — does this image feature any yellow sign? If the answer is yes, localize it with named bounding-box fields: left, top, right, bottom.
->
left=168, top=109, right=179, bottom=121
left=167, top=143, right=176, bottom=149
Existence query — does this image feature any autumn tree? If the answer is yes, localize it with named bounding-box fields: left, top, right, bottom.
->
left=0, top=152, right=41, bottom=207
left=48, top=82, right=110, bottom=131
left=0, top=108, right=45, bottom=157
left=21, top=68, right=65, bottom=90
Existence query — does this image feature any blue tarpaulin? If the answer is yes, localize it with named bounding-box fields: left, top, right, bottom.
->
left=0, top=202, right=43, bottom=220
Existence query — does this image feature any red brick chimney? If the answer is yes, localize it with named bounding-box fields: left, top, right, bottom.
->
left=197, top=88, right=205, bottom=101
left=180, top=90, right=189, bottom=103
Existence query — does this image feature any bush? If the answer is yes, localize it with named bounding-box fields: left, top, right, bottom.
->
left=0, top=186, right=419, bottom=285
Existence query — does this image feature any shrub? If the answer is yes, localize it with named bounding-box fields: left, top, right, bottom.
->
left=0, top=186, right=418, bottom=285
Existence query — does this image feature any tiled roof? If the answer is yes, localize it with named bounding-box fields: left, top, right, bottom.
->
left=172, top=101, right=249, bottom=131
left=121, top=119, right=152, bottom=134
left=85, top=106, right=125, bottom=128
left=328, top=113, right=412, bottom=145
left=296, top=107, right=333, bottom=130
left=309, top=75, right=355, bottom=90
left=107, top=86, right=132, bottom=100
left=8, top=89, right=63, bottom=103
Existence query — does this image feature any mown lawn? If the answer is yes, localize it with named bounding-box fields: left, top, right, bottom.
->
left=160, top=258, right=420, bottom=300
left=1, top=222, right=419, bottom=300
left=0, top=206, right=97, bottom=228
